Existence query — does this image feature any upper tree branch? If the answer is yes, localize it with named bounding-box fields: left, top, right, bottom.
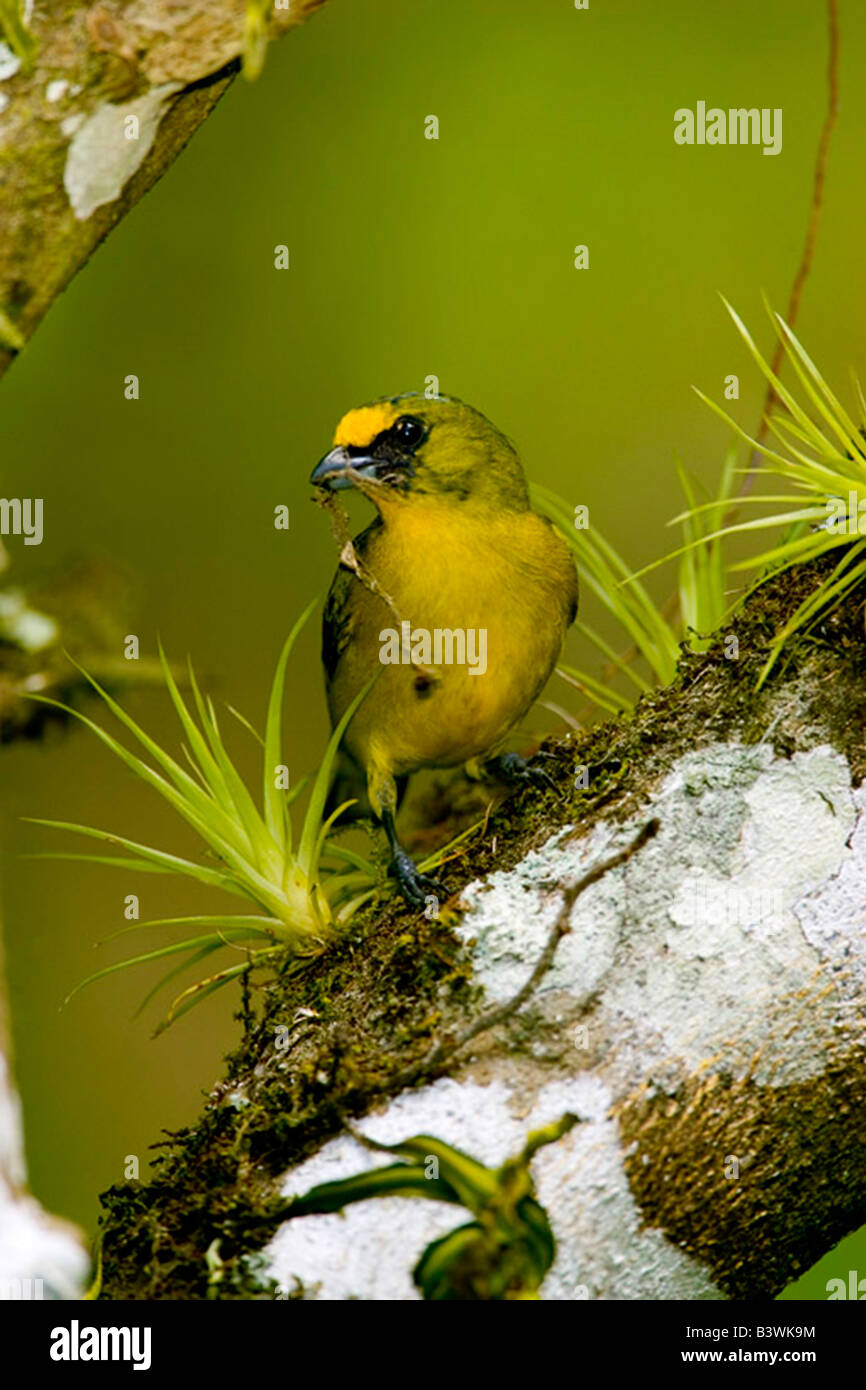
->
left=0, top=0, right=328, bottom=378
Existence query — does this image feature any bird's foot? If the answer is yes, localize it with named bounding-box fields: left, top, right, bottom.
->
left=491, top=751, right=559, bottom=796
left=391, top=850, right=445, bottom=911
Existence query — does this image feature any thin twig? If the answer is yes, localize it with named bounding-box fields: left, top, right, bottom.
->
left=386, top=817, right=659, bottom=1090
left=316, top=485, right=437, bottom=680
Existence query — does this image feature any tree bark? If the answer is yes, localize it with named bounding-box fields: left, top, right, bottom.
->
left=95, top=555, right=866, bottom=1300
left=0, top=0, right=327, bottom=376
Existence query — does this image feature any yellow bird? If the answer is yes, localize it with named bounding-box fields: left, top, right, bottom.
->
left=310, top=394, right=578, bottom=907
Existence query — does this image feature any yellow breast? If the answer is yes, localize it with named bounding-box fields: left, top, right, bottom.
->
left=330, top=498, right=577, bottom=777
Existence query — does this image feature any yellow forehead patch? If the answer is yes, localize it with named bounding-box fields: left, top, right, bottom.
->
left=333, top=403, right=399, bottom=449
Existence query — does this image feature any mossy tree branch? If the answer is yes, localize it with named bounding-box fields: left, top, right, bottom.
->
left=0, top=0, right=327, bottom=375
left=97, top=554, right=866, bottom=1300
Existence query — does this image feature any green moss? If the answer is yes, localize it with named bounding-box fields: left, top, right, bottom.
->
left=98, top=903, right=478, bottom=1299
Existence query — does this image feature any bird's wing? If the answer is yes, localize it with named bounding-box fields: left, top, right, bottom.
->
left=321, top=566, right=356, bottom=683
left=321, top=518, right=388, bottom=820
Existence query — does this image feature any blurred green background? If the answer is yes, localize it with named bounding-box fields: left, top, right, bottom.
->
left=1, top=0, right=864, bottom=1298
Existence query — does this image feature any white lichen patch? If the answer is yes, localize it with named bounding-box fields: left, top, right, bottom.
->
left=264, top=1076, right=720, bottom=1301
left=459, top=743, right=856, bottom=1089
left=459, top=822, right=625, bottom=1006
left=46, top=80, right=69, bottom=103
left=796, top=780, right=866, bottom=989
left=531, top=1078, right=721, bottom=1300
left=63, top=83, right=182, bottom=220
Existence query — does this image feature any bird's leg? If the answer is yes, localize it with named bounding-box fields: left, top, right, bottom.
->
left=483, top=750, right=559, bottom=795
left=380, top=804, right=446, bottom=911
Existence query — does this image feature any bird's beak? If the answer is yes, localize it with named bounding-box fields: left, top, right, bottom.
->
left=310, top=445, right=376, bottom=491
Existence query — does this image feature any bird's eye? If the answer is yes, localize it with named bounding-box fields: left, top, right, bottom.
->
left=392, top=415, right=425, bottom=450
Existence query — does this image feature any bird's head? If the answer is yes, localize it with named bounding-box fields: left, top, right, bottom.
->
left=310, top=394, right=529, bottom=510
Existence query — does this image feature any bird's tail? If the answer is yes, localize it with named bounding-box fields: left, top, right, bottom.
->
left=324, top=753, right=372, bottom=825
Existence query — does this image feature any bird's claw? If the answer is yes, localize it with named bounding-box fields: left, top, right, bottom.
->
left=391, top=852, right=446, bottom=910
left=496, top=752, right=559, bottom=795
